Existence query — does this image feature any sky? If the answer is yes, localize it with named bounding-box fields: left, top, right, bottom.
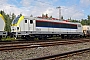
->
left=0, top=0, right=90, bottom=20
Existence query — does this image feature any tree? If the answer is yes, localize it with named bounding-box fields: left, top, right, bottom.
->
left=12, top=13, right=16, bottom=20
left=87, top=15, right=90, bottom=25
left=81, top=19, right=87, bottom=25
left=20, top=14, right=22, bottom=16
left=0, top=10, right=16, bottom=32
left=61, top=16, right=63, bottom=19
left=87, top=15, right=90, bottom=20
left=45, top=14, right=48, bottom=18
left=49, top=16, right=52, bottom=19
left=30, top=14, right=33, bottom=17
left=42, top=14, right=44, bottom=18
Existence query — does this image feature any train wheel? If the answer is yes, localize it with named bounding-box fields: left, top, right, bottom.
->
left=67, top=35, right=70, bottom=39
left=38, top=38, right=42, bottom=40
left=21, top=35, right=26, bottom=39
left=61, top=35, right=64, bottom=39
left=0, top=36, right=2, bottom=41
left=25, top=35, right=34, bottom=40
left=80, top=35, right=83, bottom=38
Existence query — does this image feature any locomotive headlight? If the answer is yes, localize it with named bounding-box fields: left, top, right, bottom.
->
left=11, top=26, right=17, bottom=32
left=12, top=27, right=16, bottom=32
left=12, top=29, right=14, bottom=31
left=17, top=27, right=19, bottom=30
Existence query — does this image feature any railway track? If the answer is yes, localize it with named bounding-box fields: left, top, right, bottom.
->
left=29, top=48, right=90, bottom=60
left=0, top=38, right=90, bottom=51
left=0, top=38, right=89, bottom=45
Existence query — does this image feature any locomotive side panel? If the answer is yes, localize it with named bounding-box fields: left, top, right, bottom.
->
left=0, top=14, right=7, bottom=38
left=0, top=14, right=5, bottom=31
left=20, top=17, right=36, bottom=31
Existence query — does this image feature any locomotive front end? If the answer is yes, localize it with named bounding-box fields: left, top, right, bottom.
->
left=11, top=16, right=21, bottom=32
left=11, top=15, right=23, bottom=38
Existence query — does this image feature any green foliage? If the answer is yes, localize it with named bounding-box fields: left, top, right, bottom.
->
left=81, top=15, right=90, bottom=25
left=50, top=16, right=52, bottom=18
left=61, top=16, right=63, bottom=19
left=67, top=15, right=90, bottom=25
left=70, top=19, right=80, bottom=23
left=2, top=36, right=16, bottom=41
left=87, top=15, right=90, bottom=25
left=19, top=14, right=22, bottom=16
left=30, top=14, right=33, bottom=17
left=0, top=10, right=16, bottom=32
left=81, top=19, right=87, bottom=25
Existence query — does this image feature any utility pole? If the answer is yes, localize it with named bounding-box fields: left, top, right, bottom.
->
left=56, top=6, right=61, bottom=20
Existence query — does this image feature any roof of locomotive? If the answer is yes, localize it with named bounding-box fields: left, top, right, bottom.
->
left=24, top=16, right=81, bottom=25
left=0, top=14, right=5, bottom=22
left=12, top=15, right=81, bottom=26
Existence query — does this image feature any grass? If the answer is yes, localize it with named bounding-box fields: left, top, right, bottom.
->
left=1, top=36, right=16, bottom=41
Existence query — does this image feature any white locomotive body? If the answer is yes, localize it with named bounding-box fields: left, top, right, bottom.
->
left=0, top=14, right=7, bottom=39
left=11, top=15, right=83, bottom=39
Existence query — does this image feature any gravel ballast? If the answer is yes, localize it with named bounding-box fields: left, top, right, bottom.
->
left=0, top=42, right=90, bottom=60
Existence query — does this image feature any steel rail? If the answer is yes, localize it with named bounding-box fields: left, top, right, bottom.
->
left=28, top=48, right=90, bottom=60
left=0, top=38, right=90, bottom=51
left=0, top=40, right=90, bottom=51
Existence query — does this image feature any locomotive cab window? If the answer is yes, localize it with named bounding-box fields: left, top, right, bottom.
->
left=25, top=20, right=27, bottom=23
left=30, top=20, right=33, bottom=24
left=78, top=24, right=81, bottom=27
left=17, top=27, right=19, bottom=30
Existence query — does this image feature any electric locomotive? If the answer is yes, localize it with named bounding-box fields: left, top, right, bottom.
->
left=11, top=15, right=83, bottom=40
left=0, top=14, right=7, bottom=39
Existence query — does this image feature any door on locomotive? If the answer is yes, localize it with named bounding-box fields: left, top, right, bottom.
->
left=24, top=19, right=35, bottom=31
